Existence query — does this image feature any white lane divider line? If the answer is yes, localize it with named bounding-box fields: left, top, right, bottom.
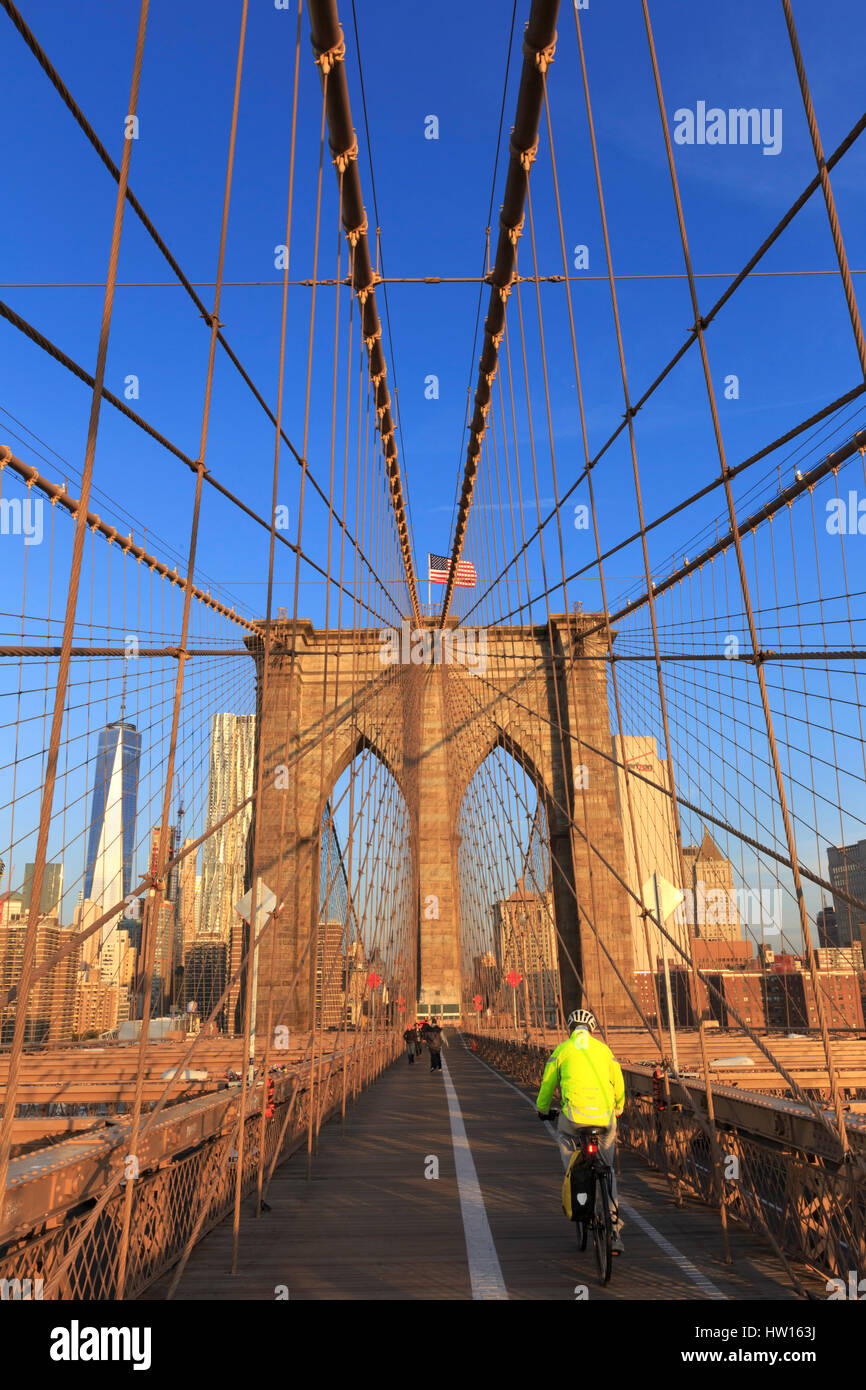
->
left=458, top=1034, right=727, bottom=1301
left=441, top=1051, right=509, bottom=1301
left=616, top=1201, right=727, bottom=1299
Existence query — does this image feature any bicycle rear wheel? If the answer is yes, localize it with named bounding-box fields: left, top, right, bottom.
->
left=592, top=1171, right=612, bottom=1284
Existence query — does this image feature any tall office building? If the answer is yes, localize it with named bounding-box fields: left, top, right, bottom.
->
left=142, top=824, right=181, bottom=1013
left=0, top=919, right=80, bottom=1043
left=817, top=906, right=840, bottom=948
left=182, top=939, right=227, bottom=1027
left=20, top=862, right=63, bottom=922
left=495, top=879, right=560, bottom=1026
left=151, top=900, right=179, bottom=1014
left=0, top=892, right=23, bottom=928
left=2, top=866, right=80, bottom=1041
left=83, top=719, right=142, bottom=942
left=96, top=923, right=136, bottom=1022
left=200, top=714, right=255, bottom=944
left=828, top=841, right=866, bottom=951
left=316, top=920, right=346, bottom=1028
left=74, top=966, right=124, bottom=1038
left=319, top=804, right=350, bottom=929
left=200, top=714, right=254, bottom=1032
left=612, top=735, right=687, bottom=973
left=71, top=894, right=102, bottom=969
left=816, top=943, right=864, bottom=971
left=682, top=830, right=743, bottom=943
left=177, top=838, right=200, bottom=959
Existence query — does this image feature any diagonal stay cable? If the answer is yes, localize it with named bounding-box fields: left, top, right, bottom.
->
left=481, top=420, right=866, bottom=637
left=466, top=377, right=866, bottom=628
left=0, top=302, right=394, bottom=624
left=0, top=447, right=254, bottom=630
left=459, top=105, right=866, bottom=626
left=0, top=0, right=399, bottom=619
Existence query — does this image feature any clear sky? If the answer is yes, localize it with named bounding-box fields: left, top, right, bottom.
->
left=4, top=0, right=865, bottom=603
left=2, top=0, right=865, bottom=946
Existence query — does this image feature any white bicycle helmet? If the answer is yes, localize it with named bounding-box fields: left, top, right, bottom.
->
left=567, top=1008, right=598, bottom=1032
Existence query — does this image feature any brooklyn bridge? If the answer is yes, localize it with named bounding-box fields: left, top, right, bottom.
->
left=1, top=0, right=865, bottom=1317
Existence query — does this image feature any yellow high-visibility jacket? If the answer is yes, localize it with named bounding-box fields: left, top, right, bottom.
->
left=536, top=1029, right=625, bottom=1127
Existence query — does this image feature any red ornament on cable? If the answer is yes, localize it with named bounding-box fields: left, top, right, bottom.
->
left=505, top=969, right=522, bottom=988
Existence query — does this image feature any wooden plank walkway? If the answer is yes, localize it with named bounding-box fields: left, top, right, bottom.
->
left=143, top=1033, right=824, bottom=1301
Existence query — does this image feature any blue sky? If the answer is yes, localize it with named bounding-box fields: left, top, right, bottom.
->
left=4, top=0, right=865, bottom=608
left=2, top=0, right=866, bottom=947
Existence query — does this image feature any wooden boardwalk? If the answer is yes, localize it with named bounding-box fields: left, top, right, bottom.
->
left=143, top=1034, right=823, bottom=1301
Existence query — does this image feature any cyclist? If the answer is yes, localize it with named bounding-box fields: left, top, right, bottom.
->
left=536, top=1008, right=626, bottom=1253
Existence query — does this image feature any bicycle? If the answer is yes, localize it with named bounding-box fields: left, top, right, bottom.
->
left=545, top=1110, right=615, bottom=1286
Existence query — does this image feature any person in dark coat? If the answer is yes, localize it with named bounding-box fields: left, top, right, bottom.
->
left=425, top=1020, right=449, bottom=1072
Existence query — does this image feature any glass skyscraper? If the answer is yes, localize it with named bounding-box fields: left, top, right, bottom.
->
left=828, top=840, right=866, bottom=950
left=83, top=720, right=142, bottom=934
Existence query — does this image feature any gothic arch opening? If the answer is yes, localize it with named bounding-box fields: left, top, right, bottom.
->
left=316, top=744, right=416, bottom=1031
left=456, top=743, right=564, bottom=1035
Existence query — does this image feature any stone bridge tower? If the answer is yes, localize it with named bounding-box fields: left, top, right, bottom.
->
left=243, top=612, right=640, bottom=1032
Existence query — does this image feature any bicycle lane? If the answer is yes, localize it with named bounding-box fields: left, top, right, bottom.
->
left=443, top=1034, right=807, bottom=1301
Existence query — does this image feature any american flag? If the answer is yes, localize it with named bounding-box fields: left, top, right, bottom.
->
left=427, top=552, right=477, bottom=587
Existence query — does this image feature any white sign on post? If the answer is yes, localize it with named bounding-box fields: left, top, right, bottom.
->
left=234, top=879, right=277, bottom=929
left=641, top=872, right=684, bottom=923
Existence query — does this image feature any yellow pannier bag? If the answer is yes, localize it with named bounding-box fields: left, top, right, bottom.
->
left=562, top=1149, right=593, bottom=1222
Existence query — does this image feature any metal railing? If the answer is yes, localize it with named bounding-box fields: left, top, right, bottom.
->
left=462, top=1031, right=865, bottom=1288
left=0, top=1030, right=399, bottom=1300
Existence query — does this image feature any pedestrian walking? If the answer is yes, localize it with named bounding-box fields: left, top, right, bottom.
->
left=403, top=1026, right=417, bottom=1065
left=425, top=1020, right=448, bottom=1072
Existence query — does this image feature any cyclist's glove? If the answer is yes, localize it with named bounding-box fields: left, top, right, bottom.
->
left=538, top=1108, right=558, bottom=1122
